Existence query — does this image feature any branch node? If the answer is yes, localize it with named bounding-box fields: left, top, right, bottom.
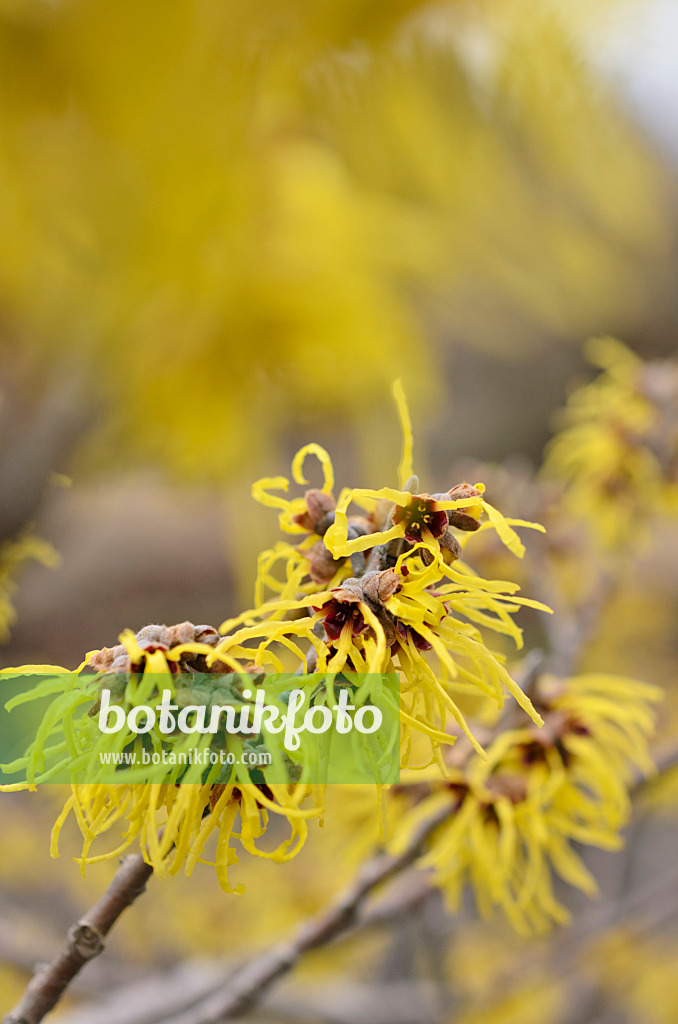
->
left=68, top=923, right=105, bottom=960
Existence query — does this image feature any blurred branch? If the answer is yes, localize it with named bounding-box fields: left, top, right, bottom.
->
left=0, top=371, right=93, bottom=544
left=119, top=735, right=678, bottom=1024
left=0, top=899, right=165, bottom=998
left=53, top=872, right=439, bottom=1024
left=2, top=796, right=447, bottom=1024
left=44, top=960, right=230, bottom=1024
left=259, top=979, right=445, bottom=1024
left=541, top=569, right=616, bottom=678
left=3, top=853, right=153, bottom=1024
left=158, top=802, right=455, bottom=1024
left=634, top=739, right=678, bottom=785
left=36, top=659, right=675, bottom=1024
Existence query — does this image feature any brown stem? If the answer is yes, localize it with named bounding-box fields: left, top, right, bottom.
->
left=4, top=853, right=153, bottom=1024
left=18, top=740, right=677, bottom=1024
left=161, top=800, right=455, bottom=1024
left=156, top=723, right=676, bottom=1024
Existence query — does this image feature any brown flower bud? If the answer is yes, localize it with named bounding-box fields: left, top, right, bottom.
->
left=83, top=644, right=127, bottom=673
left=293, top=489, right=336, bottom=533
left=135, top=624, right=171, bottom=647
left=109, top=654, right=131, bottom=674
left=445, top=483, right=483, bottom=531
left=361, top=569, right=401, bottom=605
left=331, top=579, right=364, bottom=603
left=167, top=621, right=197, bottom=646
left=308, top=539, right=344, bottom=584
left=439, top=530, right=462, bottom=562
left=194, top=625, right=220, bottom=645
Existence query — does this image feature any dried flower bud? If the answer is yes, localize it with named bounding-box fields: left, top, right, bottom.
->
left=308, top=539, right=344, bottom=584
left=109, top=653, right=131, bottom=674
left=293, top=489, right=336, bottom=533
left=194, top=625, right=220, bottom=645
left=83, top=644, right=127, bottom=673
left=439, top=530, right=462, bottom=562
left=361, top=569, right=401, bottom=605
left=135, top=624, right=171, bottom=648
left=445, top=483, right=483, bottom=531
left=330, top=579, right=364, bottom=603
left=167, top=621, right=197, bottom=646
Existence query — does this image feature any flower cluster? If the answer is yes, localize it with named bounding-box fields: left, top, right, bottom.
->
left=0, top=383, right=662, bottom=918
left=544, top=337, right=678, bottom=549
left=2, top=622, right=324, bottom=892
left=386, top=673, right=661, bottom=933
left=251, top=385, right=550, bottom=762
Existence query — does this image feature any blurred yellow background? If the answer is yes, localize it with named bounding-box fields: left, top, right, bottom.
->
left=2, top=0, right=677, bottom=665
left=1, top=4, right=678, bottom=1020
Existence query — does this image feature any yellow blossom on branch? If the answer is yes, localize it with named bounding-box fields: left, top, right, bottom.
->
left=385, top=672, right=662, bottom=933
left=1, top=623, right=325, bottom=892
left=250, top=386, right=551, bottom=764
left=544, top=338, right=678, bottom=549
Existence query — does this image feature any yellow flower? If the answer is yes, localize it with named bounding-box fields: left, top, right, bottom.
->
left=2, top=383, right=554, bottom=892
left=2, top=622, right=325, bottom=891
left=251, top=384, right=550, bottom=762
left=53, top=779, right=319, bottom=894
left=387, top=672, right=661, bottom=933
left=544, top=338, right=678, bottom=549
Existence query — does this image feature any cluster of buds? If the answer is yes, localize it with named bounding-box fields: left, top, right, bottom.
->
left=293, top=488, right=371, bottom=583
left=83, top=621, right=222, bottom=676
left=81, top=621, right=270, bottom=718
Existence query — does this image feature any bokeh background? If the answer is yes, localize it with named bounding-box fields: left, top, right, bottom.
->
left=1, top=1, right=677, bottom=1022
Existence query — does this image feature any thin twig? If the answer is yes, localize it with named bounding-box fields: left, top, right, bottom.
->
left=538, top=565, right=616, bottom=679
left=52, top=873, right=439, bottom=1024
left=4, top=853, right=153, bottom=1024
left=160, top=801, right=454, bottom=1024
left=13, top=738, right=676, bottom=1024
left=126, top=740, right=678, bottom=1024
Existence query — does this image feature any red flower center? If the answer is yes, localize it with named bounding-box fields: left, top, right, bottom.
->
left=393, top=496, right=448, bottom=543
left=322, top=600, right=367, bottom=642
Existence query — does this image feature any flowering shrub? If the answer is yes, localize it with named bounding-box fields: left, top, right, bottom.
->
left=544, top=337, right=678, bottom=549
left=1, top=379, right=662, bottom=934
